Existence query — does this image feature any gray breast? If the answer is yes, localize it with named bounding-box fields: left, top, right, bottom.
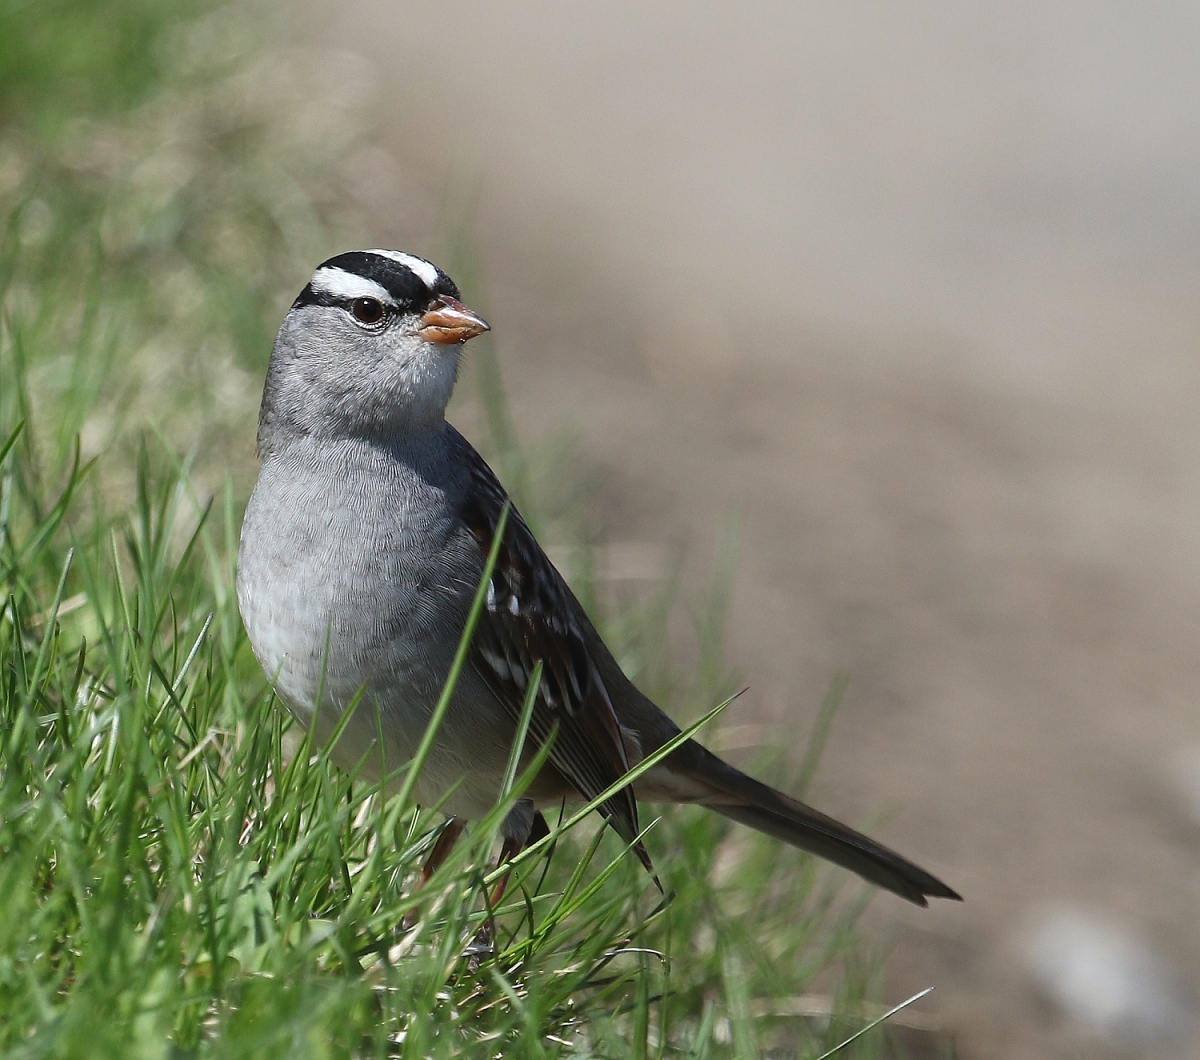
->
left=236, top=434, right=480, bottom=743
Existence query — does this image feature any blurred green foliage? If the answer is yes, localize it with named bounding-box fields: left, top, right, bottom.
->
left=0, top=0, right=204, bottom=129
left=0, top=0, right=917, bottom=1055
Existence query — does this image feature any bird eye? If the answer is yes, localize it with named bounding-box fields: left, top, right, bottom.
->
left=350, top=297, right=385, bottom=325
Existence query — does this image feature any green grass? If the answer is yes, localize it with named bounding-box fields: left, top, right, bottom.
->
left=0, top=2, right=928, bottom=1055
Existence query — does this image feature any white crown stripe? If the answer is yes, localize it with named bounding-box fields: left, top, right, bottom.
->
left=309, top=268, right=393, bottom=303
left=367, top=250, right=441, bottom=289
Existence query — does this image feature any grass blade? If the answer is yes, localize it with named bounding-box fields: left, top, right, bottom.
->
left=815, top=987, right=934, bottom=1059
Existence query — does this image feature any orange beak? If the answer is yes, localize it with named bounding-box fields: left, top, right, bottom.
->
left=417, top=295, right=490, bottom=345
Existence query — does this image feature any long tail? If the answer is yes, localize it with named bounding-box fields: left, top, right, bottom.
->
left=660, top=742, right=961, bottom=906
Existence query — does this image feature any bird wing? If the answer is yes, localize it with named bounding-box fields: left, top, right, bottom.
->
left=453, top=432, right=647, bottom=863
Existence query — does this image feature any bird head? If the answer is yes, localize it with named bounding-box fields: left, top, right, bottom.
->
left=260, top=250, right=489, bottom=448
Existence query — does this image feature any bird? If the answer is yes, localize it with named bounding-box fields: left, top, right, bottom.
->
left=236, top=249, right=960, bottom=907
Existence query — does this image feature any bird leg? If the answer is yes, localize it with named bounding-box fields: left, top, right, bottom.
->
left=421, top=816, right=467, bottom=884
left=485, top=835, right=525, bottom=911
left=401, top=817, right=467, bottom=932
left=471, top=812, right=551, bottom=958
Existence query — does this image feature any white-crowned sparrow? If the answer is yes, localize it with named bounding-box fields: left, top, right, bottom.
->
left=236, top=249, right=960, bottom=906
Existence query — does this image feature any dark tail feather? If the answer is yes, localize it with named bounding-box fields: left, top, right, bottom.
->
left=684, top=747, right=961, bottom=906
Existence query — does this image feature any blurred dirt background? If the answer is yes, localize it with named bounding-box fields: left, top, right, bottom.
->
left=297, top=3, right=1200, bottom=1056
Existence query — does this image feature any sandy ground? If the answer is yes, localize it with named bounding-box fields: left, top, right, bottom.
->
left=300, top=3, right=1200, bottom=1055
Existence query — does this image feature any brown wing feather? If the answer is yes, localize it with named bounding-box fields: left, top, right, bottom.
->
left=453, top=431, right=648, bottom=864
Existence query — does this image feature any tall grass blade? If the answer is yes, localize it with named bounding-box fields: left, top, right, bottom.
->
left=815, top=987, right=934, bottom=1059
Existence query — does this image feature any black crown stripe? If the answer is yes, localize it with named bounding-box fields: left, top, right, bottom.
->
left=291, top=251, right=460, bottom=311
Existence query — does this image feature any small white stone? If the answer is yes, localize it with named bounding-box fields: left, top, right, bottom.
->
left=1023, top=903, right=1183, bottom=1046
